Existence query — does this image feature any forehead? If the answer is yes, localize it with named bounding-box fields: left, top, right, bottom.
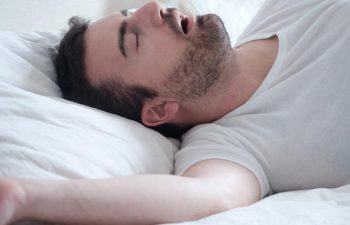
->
left=84, top=13, right=125, bottom=86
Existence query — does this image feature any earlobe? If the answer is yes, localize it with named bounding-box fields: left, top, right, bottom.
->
left=141, top=100, right=180, bottom=127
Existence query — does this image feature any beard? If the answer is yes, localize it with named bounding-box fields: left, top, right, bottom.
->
left=162, top=13, right=233, bottom=101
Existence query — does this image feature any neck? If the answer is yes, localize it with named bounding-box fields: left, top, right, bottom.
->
left=180, top=36, right=278, bottom=126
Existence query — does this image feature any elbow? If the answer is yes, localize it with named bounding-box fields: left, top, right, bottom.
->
left=187, top=192, right=236, bottom=221
left=211, top=190, right=240, bottom=214
left=186, top=181, right=241, bottom=221
left=190, top=180, right=258, bottom=220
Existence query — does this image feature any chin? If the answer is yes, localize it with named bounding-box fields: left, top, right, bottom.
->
left=194, top=14, right=231, bottom=53
left=197, top=14, right=229, bottom=35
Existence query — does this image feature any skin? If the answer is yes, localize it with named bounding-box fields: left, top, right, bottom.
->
left=85, top=2, right=233, bottom=96
left=83, top=0, right=273, bottom=127
left=0, top=1, right=279, bottom=224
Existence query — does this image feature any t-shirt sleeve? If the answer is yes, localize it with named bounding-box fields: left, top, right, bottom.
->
left=175, top=123, right=271, bottom=198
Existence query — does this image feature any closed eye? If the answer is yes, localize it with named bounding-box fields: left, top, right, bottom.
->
left=119, top=21, right=128, bottom=58
left=120, top=10, right=139, bottom=54
left=135, top=32, right=139, bottom=48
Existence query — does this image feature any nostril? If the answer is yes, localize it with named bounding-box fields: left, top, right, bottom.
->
left=153, top=8, right=164, bottom=26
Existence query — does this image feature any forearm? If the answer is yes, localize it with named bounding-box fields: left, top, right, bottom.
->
left=17, top=175, right=232, bottom=225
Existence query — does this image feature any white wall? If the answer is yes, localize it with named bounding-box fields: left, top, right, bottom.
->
left=0, top=0, right=151, bottom=31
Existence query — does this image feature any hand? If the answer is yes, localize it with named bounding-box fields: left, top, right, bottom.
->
left=0, top=179, right=25, bottom=225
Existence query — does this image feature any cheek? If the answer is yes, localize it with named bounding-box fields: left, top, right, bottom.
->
left=142, top=31, right=186, bottom=59
left=129, top=32, right=189, bottom=87
left=142, top=40, right=186, bottom=72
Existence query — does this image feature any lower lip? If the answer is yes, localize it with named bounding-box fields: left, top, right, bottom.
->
left=187, top=16, right=195, bottom=34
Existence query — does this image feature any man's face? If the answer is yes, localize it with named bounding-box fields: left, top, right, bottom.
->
left=84, top=1, right=231, bottom=101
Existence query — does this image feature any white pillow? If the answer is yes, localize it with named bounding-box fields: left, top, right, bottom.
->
left=0, top=31, right=179, bottom=180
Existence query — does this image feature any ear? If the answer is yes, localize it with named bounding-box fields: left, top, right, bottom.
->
left=141, top=100, right=180, bottom=127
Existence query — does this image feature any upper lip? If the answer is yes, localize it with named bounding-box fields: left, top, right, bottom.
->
left=173, top=10, right=192, bottom=35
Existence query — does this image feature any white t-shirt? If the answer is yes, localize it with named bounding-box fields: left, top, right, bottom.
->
left=175, top=0, right=350, bottom=198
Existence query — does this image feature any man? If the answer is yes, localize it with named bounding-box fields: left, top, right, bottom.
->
left=1, top=0, right=349, bottom=224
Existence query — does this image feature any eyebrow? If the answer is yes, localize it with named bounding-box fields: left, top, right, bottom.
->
left=119, top=20, right=128, bottom=58
left=121, top=9, right=128, bottom=17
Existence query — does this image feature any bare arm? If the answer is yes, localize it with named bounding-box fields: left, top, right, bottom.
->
left=0, top=159, right=260, bottom=225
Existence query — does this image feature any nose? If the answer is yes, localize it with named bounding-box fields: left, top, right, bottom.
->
left=132, top=1, right=164, bottom=27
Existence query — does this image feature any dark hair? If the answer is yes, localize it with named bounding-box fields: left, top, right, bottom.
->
left=54, top=16, right=188, bottom=138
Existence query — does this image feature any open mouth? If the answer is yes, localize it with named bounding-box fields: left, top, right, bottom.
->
left=161, top=8, right=192, bottom=36
left=181, top=17, right=189, bottom=34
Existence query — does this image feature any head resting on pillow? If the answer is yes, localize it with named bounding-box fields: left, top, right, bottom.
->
left=54, top=0, right=234, bottom=138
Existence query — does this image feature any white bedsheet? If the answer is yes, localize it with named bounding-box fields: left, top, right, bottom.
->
left=162, top=185, right=350, bottom=225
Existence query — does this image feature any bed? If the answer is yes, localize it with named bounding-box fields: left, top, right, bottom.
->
left=0, top=0, right=349, bottom=224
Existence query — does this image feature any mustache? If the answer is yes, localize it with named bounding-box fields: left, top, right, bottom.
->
left=162, top=8, right=186, bottom=38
